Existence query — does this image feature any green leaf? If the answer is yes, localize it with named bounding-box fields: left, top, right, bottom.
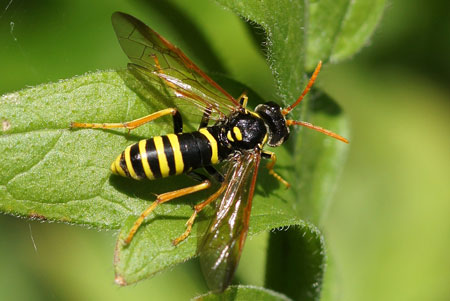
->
left=0, top=68, right=343, bottom=291
left=329, top=0, right=387, bottom=63
left=320, top=249, right=339, bottom=301
left=192, top=285, right=292, bottom=301
left=114, top=205, right=300, bottom=286
left=264, top=225, right=326, bottom=301
left=217, top=0, right=386, bottom=73
left=293, top=90, right=349, bottom=224
left=215, top=0, right=306, bottom=103
left=1, top=71, right=144, bottom=228
left=210, top=0, right=347, bottom=220
left=212, top=1, right=355, bottom=299
left=307, top=0, right=386, bottom=70
left=0, top=0, right=358, bottom=296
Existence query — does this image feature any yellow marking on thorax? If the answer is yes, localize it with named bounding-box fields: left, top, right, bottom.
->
left=167, top=134, right=184, bottom=175
left=153, top=136, right=170, bottom=177
left=138, top=140, right=155, bottom=180
left=124, top=145, right=139, bottom=180
left=112, top=153, right=127, bottom=177
left=233, top=127, right=243, bottom=141
left=249, top=111, right=261, bottom=118
left=199, top=128, right=219, bottom=164
left=227, top=131, right=234, bottom=142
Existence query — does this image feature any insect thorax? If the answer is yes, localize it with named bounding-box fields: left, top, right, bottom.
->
left=215, top=110, right=269, bottom=152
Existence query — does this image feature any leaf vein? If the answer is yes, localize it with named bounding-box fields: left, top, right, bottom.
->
left=6, top=132, right=63, bottom=185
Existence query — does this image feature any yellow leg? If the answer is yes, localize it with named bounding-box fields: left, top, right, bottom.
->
left=172, top=181, right=228, bottom=245
left=123, top=180, right=211, bottom=245
left=263, top=151, right=290, bottom=188
left=70, top=108, right=178, bottom=130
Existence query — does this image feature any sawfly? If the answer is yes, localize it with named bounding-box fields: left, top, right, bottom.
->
left=71, top=12, right=348, bottom=292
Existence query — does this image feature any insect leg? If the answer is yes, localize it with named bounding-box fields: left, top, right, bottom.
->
left=237, top=91, right=248, bottom=108
left=204, top=165, right=224, bottom=183
left=261, top=151, right=290, bottom=188
left=123, top=179, right=211, bottom=245
left=172, top=181, right=228, bottom=246
left=198, top=106, right=213, bottom=129
left=71, top=108, right=183, bottom=133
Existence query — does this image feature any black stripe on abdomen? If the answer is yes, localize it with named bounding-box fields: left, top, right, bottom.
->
left=129, top=143, right=146, bottom=179
left=145, top=138, right=161, bottom=178
left=162, top=135, right=176, bottom=176
left=177, top=133, right=202, bottom=172
left=119, top=152, right=131, bottom=177
left=192, top=131, right=213, bottom=166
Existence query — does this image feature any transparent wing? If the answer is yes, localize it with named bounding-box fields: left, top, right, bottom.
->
left=112, top=12, right=240, bottom=121
left=199, top=150, right=261, bottom=292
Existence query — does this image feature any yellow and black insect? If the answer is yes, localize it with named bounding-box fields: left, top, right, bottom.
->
left=71, top=12, right=348, bottom=292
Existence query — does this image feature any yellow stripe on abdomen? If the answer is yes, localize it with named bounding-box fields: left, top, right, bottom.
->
left=199, top=128, right=219, bottom=164
left=111, top=153, right=126, bottom=177
left=153, top=136, right=171, bottom=177
left=167, top=134, right=184, bottom=175
left=138, top=139, right=155, bottom=180
left=124, top=145, right=139, bottom=180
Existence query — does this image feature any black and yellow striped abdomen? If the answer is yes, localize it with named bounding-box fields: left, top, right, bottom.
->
left=111, top=128, right=222, bottom=180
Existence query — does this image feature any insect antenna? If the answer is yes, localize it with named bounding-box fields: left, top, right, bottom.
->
left=281, top=61, right=322, bottom=116
left=286, top=120, right=349, bottom=143
left=282, top=61, right=348, bottom=143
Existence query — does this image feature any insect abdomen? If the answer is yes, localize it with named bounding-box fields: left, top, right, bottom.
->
left=110, top=128, right=220, bottom=180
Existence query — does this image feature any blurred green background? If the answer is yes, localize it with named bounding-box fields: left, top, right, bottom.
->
left=1, top=0, right=449, bottom=300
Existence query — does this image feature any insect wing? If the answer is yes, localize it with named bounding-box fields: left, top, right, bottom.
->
left=199, top=150, right=261, bottom=292
left=111, top=12, right=240, bottom=120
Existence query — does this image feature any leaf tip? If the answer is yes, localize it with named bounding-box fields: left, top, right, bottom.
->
left=115, top=274, right=128, bottom=286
